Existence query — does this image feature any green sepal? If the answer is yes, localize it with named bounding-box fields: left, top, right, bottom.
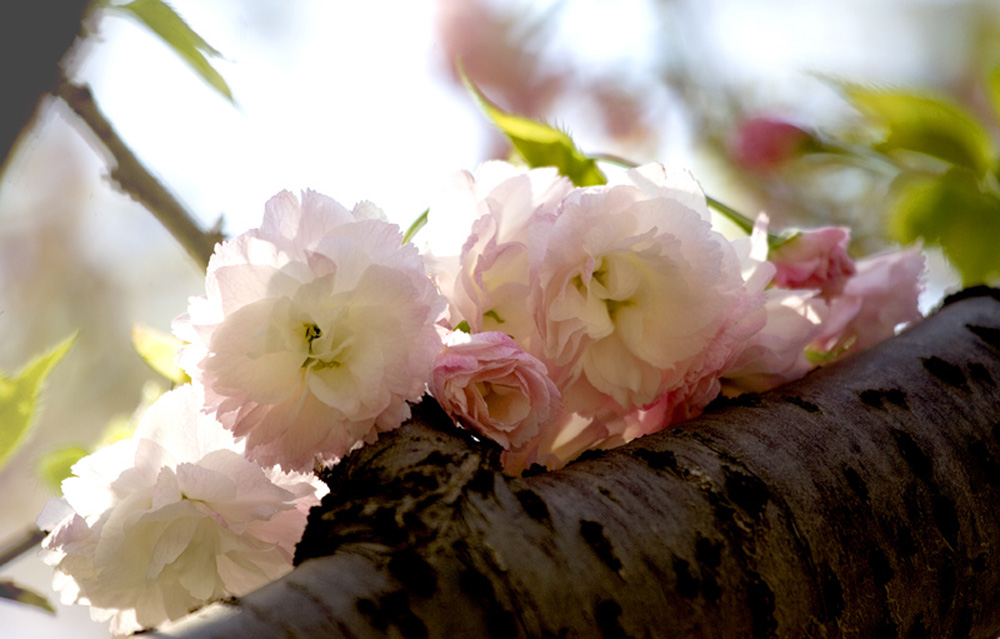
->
left=402, top=209, right=429, bottom=245
left=888, top=168, right=1000, bottom=286
left=463, top=72, right=606, bottom=187
left=454, top=321, right=471, bottom=334
left=0, top=580, right=55, bottom=614
left=0, top=335, right=75, bottom=471
left=115, top=0, right=234, bottom=102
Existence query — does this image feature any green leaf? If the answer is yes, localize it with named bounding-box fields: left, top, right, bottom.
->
left=0, top=580, right=55, bottom=614
left=132, top=324, right=189, bottom=385
left=37, top=445, right=89, bottom=494
left=115, top=0, right=234, bottom=102
left=402, top=209, right=429, bottom=245
left=888, top=169, right=1000, bottom=285
left=842, top=84, right=994, bottom=175
left=0, top=336, right=75, bottom=471
left=463, top=74, right=606, bottom=187
left=988, top=67, right=1000, bottom=130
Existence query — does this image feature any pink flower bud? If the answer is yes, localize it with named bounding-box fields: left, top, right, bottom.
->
left=432, top=330, right=561, bottom=450
left=770, top=226, right=856, bottom=296
left=729, top=117, right=815, bottom=172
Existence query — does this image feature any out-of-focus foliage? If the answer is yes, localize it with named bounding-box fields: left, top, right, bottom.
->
left=131, top=324, right=189, bottom=385
left=842, top=84, right=995, bottom=176
left=36, top=445, right=89, bottom=493
left=889, top=169, right=1000, bottom=285
left=0, top=580, right=55, bottom=614
left=0, top=336, right=75, bottom=472
left=818, top=78, right=1000, bottom=285
left=109, top=0, right=233, bottom=102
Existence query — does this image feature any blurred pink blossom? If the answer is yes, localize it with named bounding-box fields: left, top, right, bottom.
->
left=730, top=117, right=815, bottom=173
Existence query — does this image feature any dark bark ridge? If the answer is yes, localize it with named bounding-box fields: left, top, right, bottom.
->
left=156, top=289, right=1000, bottom=639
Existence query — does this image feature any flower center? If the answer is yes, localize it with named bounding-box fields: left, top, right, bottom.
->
left=301, top=322, right=343, bottom=370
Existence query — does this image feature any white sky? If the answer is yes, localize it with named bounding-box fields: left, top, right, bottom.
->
left=73, top=0, right=487, bottom=237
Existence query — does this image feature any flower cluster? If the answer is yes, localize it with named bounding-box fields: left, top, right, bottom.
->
left=424, top=162, right=924, bottom=472
left=39, top=164, right=924, bottom=633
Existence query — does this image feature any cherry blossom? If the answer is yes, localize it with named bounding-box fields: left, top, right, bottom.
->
left=174, top=190, right=446, bottom=470
left=37, top=385, right=325, bottom=635
left=431, top=330, right=561, bottom=450
left=532, top=163, right=765, bottom=417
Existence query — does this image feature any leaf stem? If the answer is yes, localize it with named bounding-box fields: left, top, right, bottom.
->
left=54, top=76, right=221, bottom=270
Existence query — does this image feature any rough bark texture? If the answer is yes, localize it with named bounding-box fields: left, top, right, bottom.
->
left=156, top=288, right=1000, bottom=639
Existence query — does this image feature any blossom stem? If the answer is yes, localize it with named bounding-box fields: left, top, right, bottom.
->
left=54, top=76, right=222, bottom=270
left=0, top=528, right=45, bottom=569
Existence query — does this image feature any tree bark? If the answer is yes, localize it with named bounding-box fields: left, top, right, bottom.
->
left=155, top=288, right=1000, bottom=639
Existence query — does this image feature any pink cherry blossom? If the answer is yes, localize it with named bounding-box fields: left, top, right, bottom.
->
left=722, top=289, right=829, bottom=394
left=37, top=385, right=326, bottom=635
left=770, top=226, right=856, bottom=296
left=722, top=213, right=830, bottom=394
left=431, top=330, right=561, bottom=450
left=425, top=161, right=572, bottom=346
left=812, top=247, right=925, bottom=357
left=500, top=410, right=611, bottom=475
left=533, top=163, right=765, bottom=417
left=173, top=190, right=446, bottom=470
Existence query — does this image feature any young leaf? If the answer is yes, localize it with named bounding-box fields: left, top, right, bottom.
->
left=463, top=74, right=606, bottom=187
left=888, top=169, right=1000, bottom=285
left=842, top=84, right=994, bottom=175
left=0, top=580, right=55, bottom=614
left=37, top=445, right=90, bottom=494
left=115, top=0, right=234, bottom=102
left=132, top=324, right=189, bottom=385
left=0, top=335, right=75, bottom=470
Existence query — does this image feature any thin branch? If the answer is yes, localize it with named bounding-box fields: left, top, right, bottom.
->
left=0, top=528, right=46, bottom=569
left=54, top=77, right=222, bottom=270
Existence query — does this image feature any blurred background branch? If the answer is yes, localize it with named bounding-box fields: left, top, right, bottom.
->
left=0, top=0, right=94, bottom=179
left=56, top=79, right=221, bottom=269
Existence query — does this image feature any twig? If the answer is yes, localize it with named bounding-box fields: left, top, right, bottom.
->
left=0, top=528, right=46, bottom=569
left=54, top=77, right=222, bottom=270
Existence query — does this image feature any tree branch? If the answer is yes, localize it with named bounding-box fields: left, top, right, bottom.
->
left=155, top=288, right=1000, bottom=638
left=0, top=0, right=94, bottom=179
left=55, top=78, right=222, bottom=270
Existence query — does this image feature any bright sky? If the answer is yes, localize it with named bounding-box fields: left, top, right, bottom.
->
left=74, top=0, right=487, bottom=237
